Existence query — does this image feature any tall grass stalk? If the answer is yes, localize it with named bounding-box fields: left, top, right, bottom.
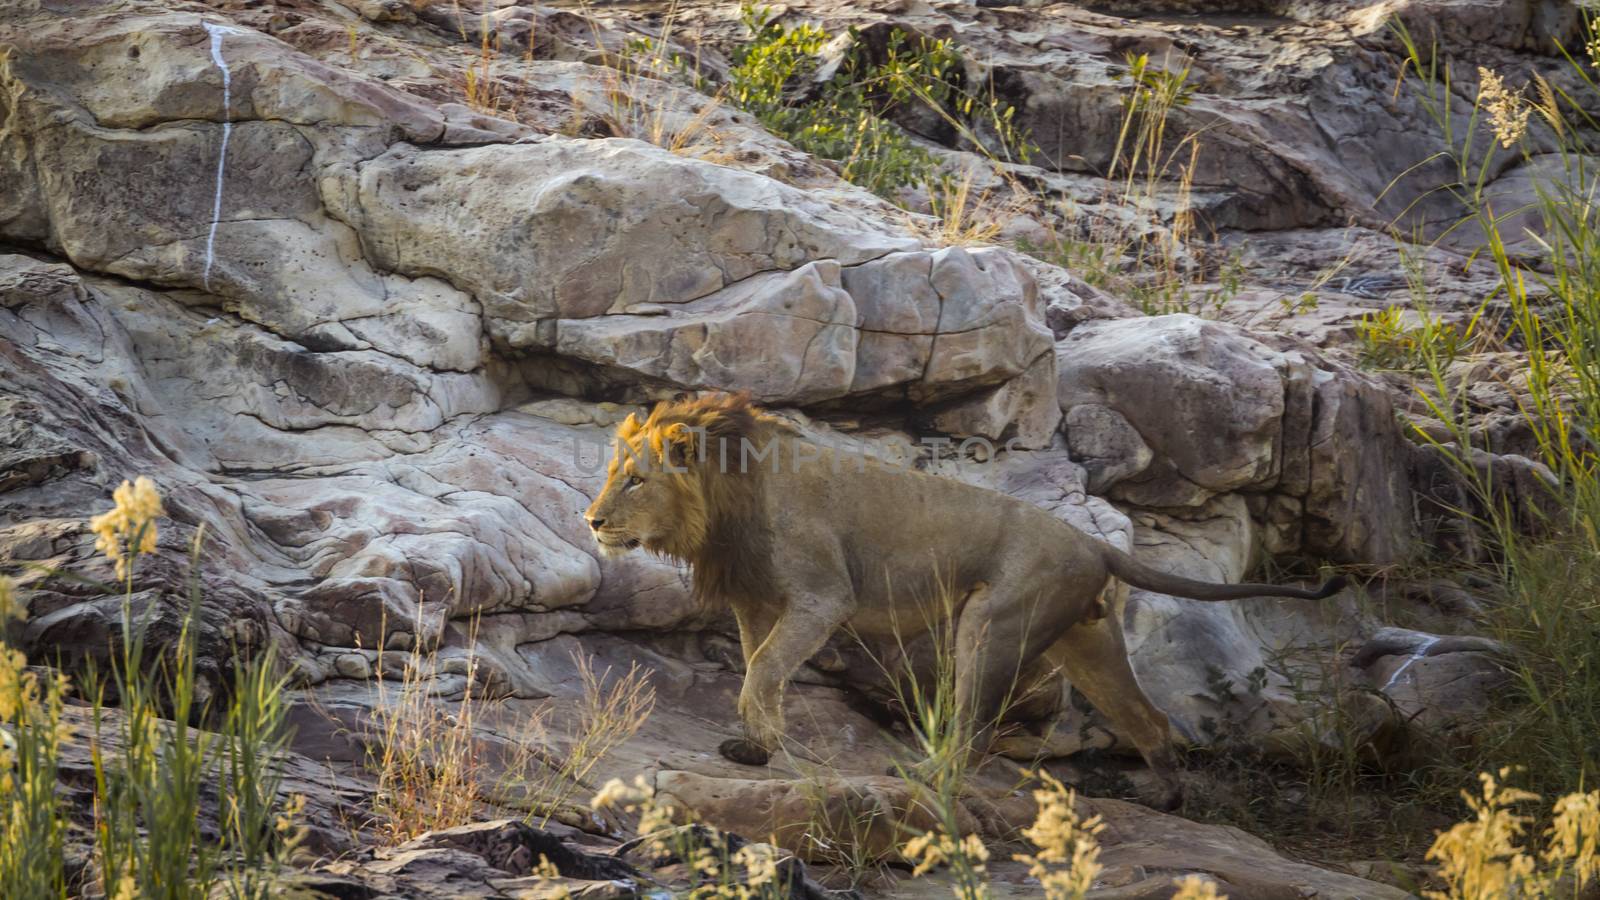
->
left=1031, top=52, right=1223, bottom=315
left=222, top=643, right=297, bottom=900
left=456, top=0, right=525, bottom=119
left=89, top=528, right=221, bottom=900
left=1394, top=18, right=1600, bottom=797
left=1107, top=52, right=1207, bottom=312
left=865, top=574, right=1034, bottom=899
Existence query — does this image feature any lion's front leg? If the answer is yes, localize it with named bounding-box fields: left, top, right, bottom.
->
left=729, top=599, right=778, bottom=674
left=719, top=605, right=847, bottom=766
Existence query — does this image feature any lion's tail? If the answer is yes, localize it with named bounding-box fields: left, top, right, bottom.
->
left=1099, top=545, right=1347, bottom=602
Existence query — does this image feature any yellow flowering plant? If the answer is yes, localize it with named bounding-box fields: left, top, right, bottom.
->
left=899, top=827, right=990, bottom=899
left=532, top=853, right=572, bottom=900
left=1475, top=67, right=1530, bottom=149
left=1424, top=768, right=1600, bottom=899
left=1013, top=771, right=1104, bottom=900
left=1547, top=790, right=1600, bottom=890
left=88, top=476, right=164, bottom=582
left=731, top=842, right=781, bottom=889
left=592, top=775, right=677, bottom=859
left=1171, top=874, right=1227, bottom=899
left=0, top=574, right=70, bottom=897
left=590, top=777, right=787, bottom=899
left=1426, top=768, right=1542, bottom=899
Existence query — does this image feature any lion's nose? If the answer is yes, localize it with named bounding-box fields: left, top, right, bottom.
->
left=587, top=517, right=605, bottom=530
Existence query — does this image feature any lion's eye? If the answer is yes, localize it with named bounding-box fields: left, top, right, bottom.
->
left=627, top=475, right=643, bottom=487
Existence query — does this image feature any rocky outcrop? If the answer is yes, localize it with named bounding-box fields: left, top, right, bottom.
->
left=650, top=0, right=1585, bottom=236
left=0, top=0, right=1487, bottom=751
left=0, top=1, right=1057, bottom=662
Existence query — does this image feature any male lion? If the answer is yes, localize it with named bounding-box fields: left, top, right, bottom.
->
left=583, top=394, right=1343, bottom=808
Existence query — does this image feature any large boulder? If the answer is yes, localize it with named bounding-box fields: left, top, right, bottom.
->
left=1057, top=314, right=1415, bottom=565
left=0, top=1, right=1058, bottom=422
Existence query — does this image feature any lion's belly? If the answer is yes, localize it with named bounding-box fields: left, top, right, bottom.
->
left=837, top=559, right=993, bottom=640
left=777, top=450, right=1091, bottom=638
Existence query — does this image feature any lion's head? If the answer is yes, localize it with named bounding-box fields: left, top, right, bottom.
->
left=583, top=393, right=773, bottom=561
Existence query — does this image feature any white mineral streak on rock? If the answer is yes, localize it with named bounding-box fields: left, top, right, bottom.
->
left=1382, top=635, right=1442, bottom=693
left=201, top=22, right=242, bottom=290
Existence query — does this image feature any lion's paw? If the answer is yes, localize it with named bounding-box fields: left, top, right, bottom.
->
left=718, top=738, right=772, bottom=766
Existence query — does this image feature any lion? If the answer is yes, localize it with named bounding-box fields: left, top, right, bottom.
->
left=582, top=394, right=1344, bottom=808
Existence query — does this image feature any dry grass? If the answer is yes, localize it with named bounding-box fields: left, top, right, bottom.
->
left=1104, top=52, right=1204, bottom=290
left=597, top=73, right=727, bottom=154
left=452, top=0, right=529, bottom=120
left=1030, top=51, right=1231, bottom=316
left=916, top=170, right=1009, bottom=248
left=554, top=0, right=727, bottom=153
left=360, top=616, right=656, bottom=842
left=498, top=651, right=656, bottom=828
left=364, top=617, right=487, bottom=843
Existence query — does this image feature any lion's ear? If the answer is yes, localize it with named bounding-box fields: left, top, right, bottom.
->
left=662, top=422, right=698, bottom=469
left=618, top=413, right=641, bottom=439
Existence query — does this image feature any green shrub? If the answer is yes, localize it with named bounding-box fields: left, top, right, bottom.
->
left=727, top=5, right=1031, bottom=198
left=1355, top=305, right=1468, bottom=371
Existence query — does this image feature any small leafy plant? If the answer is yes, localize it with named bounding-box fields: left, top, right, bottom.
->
left=1355, top=306, right=1468, bottom=371
left=726, top=5, right=1032, bottom=198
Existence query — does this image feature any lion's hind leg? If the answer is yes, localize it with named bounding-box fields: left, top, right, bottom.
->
left=1047, top=618, right=1184, bottom=811
left=951, top=582, right=1071, bottom=766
